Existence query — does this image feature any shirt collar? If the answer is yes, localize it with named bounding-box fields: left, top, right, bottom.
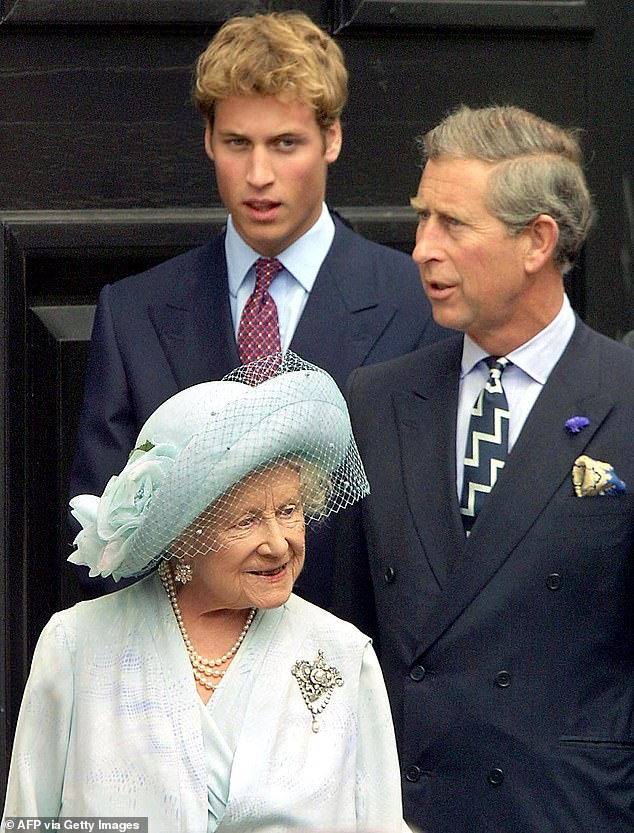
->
left=461, top=294, right=576, bottom=383
left=225, top=203, right=335, bottom=297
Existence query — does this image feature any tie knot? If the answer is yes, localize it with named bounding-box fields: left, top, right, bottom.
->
left=484, top=356, right=511, bottom=394
left=254, top=257, right=282, bottom=294
left=485, top=355, right=511, bottom=373
left=485, top=356, right=511, bottom=380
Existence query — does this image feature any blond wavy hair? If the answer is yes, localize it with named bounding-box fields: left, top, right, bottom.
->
left=193, top=12, right=348, bottom=130
left=420, top=105, right=595, bottom=273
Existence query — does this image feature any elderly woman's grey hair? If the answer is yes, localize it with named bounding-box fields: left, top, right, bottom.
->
left=418, top=104, right=595, bottom=273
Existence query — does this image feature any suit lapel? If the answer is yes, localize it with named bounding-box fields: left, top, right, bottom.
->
left=290, top=220, right=397, bottom=386
left=147, top=236, right=240, bottom=388
left=413, top=320, right=614, bottom=657
left=145, top=219, right=400, bottom=393
left=393, top=337, right=466, bottom=589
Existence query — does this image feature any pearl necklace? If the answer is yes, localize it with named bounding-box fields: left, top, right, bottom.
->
left=159, top=561, right=256, bottom=692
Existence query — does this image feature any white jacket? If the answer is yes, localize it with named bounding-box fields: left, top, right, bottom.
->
left=3, top=573, right=405, bottom=832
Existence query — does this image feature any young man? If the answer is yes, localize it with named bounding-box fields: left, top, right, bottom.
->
left=70, top=12, right=445, bottom=607
left=333, top=105, right=634, bottom=832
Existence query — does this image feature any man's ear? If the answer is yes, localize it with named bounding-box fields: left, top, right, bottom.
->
left=204, top=122, right=214, bottom=163
left=523, top=214, right=560, bottom=274
left=324, top=120, right=342, bottom=164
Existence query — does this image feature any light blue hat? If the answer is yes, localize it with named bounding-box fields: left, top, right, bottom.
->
left=69, top=352, right=369, bottom=581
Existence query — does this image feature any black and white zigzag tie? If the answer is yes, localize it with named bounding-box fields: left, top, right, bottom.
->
left=460, top=356, right=511, bottom=534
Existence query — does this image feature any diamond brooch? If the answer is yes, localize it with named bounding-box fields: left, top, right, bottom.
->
left=291, top=649, right=344, bottom=733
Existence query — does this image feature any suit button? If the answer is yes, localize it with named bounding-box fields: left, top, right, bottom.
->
left=409, top=665, right=426, bottom=681
left=495, top=670, right=511, bottom=688
left=405, top=765, right=421, bottom=782
left=488, top=768, right=504, bottom=786
left=546, top=573, right=562, bottom=590
left=384, top=566, right=395, bottom=583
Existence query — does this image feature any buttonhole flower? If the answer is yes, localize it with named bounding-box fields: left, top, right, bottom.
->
left=565, top=416, right=589, bottom=434
left=68, top=441, right=178, bottom=580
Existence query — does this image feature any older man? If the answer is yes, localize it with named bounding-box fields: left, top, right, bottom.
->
left=333, top=105, right=634, bottom=832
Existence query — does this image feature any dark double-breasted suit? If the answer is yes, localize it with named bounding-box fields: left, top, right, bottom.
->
left=333, top=318, right=634, bottom=832
left=70, top=214, right=447, bottom=607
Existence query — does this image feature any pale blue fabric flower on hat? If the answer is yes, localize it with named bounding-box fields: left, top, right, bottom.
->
left=69, top=442, right=178, bottom=580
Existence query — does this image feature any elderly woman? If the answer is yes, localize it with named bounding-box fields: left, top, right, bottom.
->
left=3, top=353, right=405, bottom=833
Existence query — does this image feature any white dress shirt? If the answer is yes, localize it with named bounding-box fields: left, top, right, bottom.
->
left=456, top=295, right=576, bottom=499
left=225, top=203, right=335, bottom=351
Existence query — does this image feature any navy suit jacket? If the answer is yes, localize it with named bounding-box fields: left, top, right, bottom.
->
left=70, top=215, right=447, bottom=607
left=333, top=319, right=634, bottom=832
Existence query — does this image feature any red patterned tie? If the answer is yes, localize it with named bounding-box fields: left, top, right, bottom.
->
left=237, top=257, right=283, bottom=364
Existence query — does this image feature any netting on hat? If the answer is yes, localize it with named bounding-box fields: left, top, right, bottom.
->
left=120, top=351, right=369, bottom=577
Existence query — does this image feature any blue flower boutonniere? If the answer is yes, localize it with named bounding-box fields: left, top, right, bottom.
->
left=565, top=416, right=590, bottom=434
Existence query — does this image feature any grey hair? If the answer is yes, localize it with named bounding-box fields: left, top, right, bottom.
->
left=419, top=105, right=595, bottom=273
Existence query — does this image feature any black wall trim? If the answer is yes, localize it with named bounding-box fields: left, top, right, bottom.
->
left=0, top=205, right=418, bottom=257
left=1, top=0, right=594, bottom=30
left=335, top=0, right=594, bottom=33
left=1, top=0, right=267, bottom=25
left=1, top=208, right=229, bottom=249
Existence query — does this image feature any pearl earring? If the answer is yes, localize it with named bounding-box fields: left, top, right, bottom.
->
left=173, top=560, right=193, bottom=584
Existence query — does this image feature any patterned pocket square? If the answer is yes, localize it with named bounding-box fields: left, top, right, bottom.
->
left=572, top=455, right=627, bottom=497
